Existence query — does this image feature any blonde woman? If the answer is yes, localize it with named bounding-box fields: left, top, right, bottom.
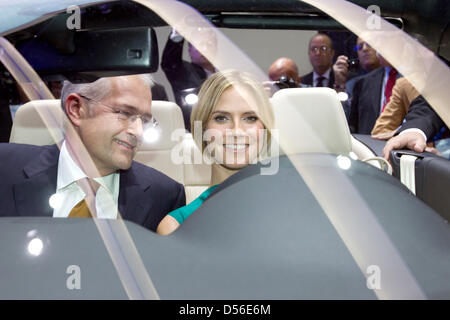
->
left=157, top=70, right=274, bottom=235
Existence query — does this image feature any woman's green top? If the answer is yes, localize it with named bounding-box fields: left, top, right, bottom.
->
left=169, top=184, right=219, bottom=224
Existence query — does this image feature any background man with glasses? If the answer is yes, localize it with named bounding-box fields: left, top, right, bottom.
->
left=345, top=37, right=381, bottom=100
left=300, top=33, right=349, bottom=91
left=0, top=75, right=186, bottom=232
left=348, top=48, right=400, bottom=134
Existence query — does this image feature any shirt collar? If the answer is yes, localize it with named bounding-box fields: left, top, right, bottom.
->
left=57, top=141, right=117, bottom=193
left=384, top=66, right=392, bottom=76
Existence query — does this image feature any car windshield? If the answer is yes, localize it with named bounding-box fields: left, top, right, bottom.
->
left=0, top=0, right=449, bottom=300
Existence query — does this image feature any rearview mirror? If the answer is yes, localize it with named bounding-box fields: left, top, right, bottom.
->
left=17, top=26, right=159, bottom=83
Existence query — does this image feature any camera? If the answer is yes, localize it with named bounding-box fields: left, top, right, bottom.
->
left=348, top=58, right=360, bottom=71
left=273, top=75, right=298, bottom=89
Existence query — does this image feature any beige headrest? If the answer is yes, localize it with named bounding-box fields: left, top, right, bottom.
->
left=271, top=88, right=352, bottom=155
left=182, top=133, right=211, bottom=186
left=9, top=99, right=64, bottom=145
left=139, top=100, right=185, bottom=151
left=10, top=99, right=186, bottom=151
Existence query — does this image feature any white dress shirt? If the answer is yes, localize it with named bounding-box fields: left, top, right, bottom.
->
left=399, top=128, right=428, bottom=141
left=313, top=68, right=331, bottom=87
left=53, top=141, right=120, bottom=219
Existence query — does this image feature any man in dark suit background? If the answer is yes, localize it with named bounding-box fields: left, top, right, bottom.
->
left=348, top=54, right=400, bottom=134
left=0, top=75, right=185, bottom=232
left=151, top=82, right=169, bottom=101
left=161, top=28, right=217, bottom=131
left=345, top=37, right=381, bottom=100
left=300, top=33, right=349, bottom=90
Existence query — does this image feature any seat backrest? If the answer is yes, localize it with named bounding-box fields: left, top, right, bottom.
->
left=135, top=102, right=212, bottom=202
left=133, top=100, right=186, bottom=184
left=181, top=133, right=211, bottom=204
left=9, top=99, right=64, bottom=145
left=270, top=88, right=352, bottom=155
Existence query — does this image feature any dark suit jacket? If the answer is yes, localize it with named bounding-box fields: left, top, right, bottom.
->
left=161, top=36, right=207, bottom=108
left=151, top=83, right=169, bottom=101
left=348, top=67, right=385, bottom=134
left=300, top=70, right=335, bottom=88
left=0, top=143, right=186, bottom=232
left=340, top=73, right=368, bottom=121
left=398, top=95, right=446, bottom=140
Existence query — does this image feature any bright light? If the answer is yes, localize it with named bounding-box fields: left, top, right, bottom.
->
left=28, top=238, right=43, bottom=256
left=143, top=127, right=160, bottom=143
left=337, top=92, right=348, bottom=101
left=185, top=93, right=198, bottom=105
left=337, top=155, right=352, bottom=170
left=49, top=193, right=63, bottom=209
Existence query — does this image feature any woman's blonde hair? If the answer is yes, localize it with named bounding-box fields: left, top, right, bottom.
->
left=190, top=69, right=274, bottom=159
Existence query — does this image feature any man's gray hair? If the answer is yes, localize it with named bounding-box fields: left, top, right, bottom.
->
left=60, top=74, right=154, bottom=114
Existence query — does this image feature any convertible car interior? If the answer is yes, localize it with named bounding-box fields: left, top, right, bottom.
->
left=1, top=0, right=449, bottom=300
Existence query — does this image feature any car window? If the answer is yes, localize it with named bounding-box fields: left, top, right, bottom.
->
left=0, top=0, right=449, bottom=300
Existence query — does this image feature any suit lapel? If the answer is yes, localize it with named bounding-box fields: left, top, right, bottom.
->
left=14, top=145, right=60, bottom=217
left=301, top=72, right=314, bottom=86
left=118, top=163, right=153, bottom=225
left=328, top=70, right=335, bottom=88
left=192, top=64, right=207, bottom=83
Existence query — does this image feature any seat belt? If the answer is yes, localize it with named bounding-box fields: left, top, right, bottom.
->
left=400, top=155, right=417, bottom=194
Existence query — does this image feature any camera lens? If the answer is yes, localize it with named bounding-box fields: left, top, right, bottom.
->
left=348, top=58, right=360, bottom=70
left=275, top=75, right=297, bottom=89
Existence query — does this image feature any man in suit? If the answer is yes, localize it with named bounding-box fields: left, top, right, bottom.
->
left=345, top=37, right=381, bottom=99
left=341, top=37, right=381, bottom=120
left=0, top=75, right=186, bottom=232
left=161, top=28, right=216, bottom=130
left=300, top=33, right=349, bottom=90
left=382, top=95, right=446, bottom=160
left=151, top=82, right=169, bottom=101
left=348, top=54, right=400, bottom=134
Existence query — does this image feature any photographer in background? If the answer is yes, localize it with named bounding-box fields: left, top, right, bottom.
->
left=268, top=57, right=301, bottom=89
left=264, top=57, right=301, bottom=97
left=161, top=28, right=217, bottom=131
left=345, top=37, right=381, bottom=99
left=348, top=53, right=400, bottom=134
left=340, top=36, right=382, bottom=120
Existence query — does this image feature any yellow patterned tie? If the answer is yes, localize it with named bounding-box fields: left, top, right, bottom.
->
left=68, top=178, right=100, bottom=218
left=68, top=199, right=92, bottom=218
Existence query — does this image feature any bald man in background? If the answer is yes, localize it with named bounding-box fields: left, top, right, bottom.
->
left=268, top=57, right=301, bottom=87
